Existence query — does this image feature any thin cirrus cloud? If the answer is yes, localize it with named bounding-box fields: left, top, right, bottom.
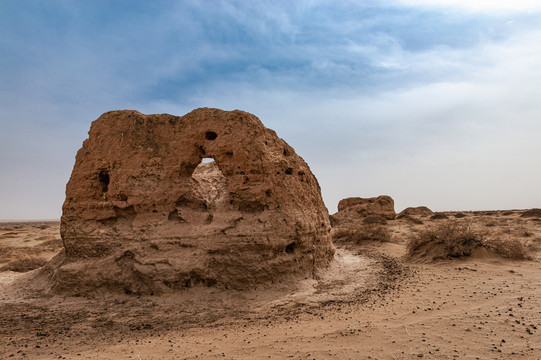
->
left=0, top=1, right=540, bottom=219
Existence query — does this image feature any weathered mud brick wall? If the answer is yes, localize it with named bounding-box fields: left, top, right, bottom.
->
left=52, top=108, right=335, bottom=294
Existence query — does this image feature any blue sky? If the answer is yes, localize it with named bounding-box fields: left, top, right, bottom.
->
left=1, top=0, right=540, bottom=219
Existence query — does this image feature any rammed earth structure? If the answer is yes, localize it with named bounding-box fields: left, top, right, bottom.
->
left=46, top=108, right=335, bottom=295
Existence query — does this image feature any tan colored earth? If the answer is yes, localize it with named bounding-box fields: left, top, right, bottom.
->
left=2, top=210, right=541, bottom=359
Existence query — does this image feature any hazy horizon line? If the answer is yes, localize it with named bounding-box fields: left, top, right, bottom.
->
left=1, top=207, right=537, bottom=223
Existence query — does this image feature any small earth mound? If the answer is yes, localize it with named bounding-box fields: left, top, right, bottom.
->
left=397, top=206, right=433, bottom=217
left=330, top=195, right=396, bottom=227
left=330, top=196, right=395, bottom=246
left=521, top=208, right=541, bottom=218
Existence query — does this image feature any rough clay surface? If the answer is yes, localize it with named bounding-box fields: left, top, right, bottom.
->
left=397, top=206, right=434, bottom=217
left=42, top=108, right=335, bottom=295
left=330, top=195, right=396, bottom=226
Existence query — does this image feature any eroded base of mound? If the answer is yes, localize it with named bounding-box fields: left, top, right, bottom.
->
left=0, top=247, right=402, bottom=341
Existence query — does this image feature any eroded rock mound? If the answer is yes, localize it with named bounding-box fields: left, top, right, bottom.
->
left=397, top=206, right=434, bottom=217
left=45, top=108, right=335, bottom=295
left=330, top=195, right=396, bottom=226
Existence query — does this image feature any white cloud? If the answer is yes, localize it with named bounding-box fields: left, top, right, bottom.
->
left=393, top=0, right=541, bottom=12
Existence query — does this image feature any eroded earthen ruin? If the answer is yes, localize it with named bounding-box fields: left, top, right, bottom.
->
left=330, top=195, right=396, bottom=227
left=47, top=108, right=335, bottom=295
left=397, top=206, right=434, bottom=217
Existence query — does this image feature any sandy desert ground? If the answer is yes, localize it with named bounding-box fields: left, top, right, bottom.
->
left=1, top=210, right=541, bottom=359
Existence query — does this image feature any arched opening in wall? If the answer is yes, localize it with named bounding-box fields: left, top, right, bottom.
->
left=191, top=157, right=228, bottom=211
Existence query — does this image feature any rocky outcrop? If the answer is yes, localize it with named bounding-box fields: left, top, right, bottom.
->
left=46, top=108, right=335, bottom=295
left=397, top=206, right=434, bottom=217
left=330, top=195, right=396, bottom=226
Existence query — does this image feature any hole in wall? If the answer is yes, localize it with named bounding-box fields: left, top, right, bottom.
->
left=98, top=169, right=110, bottom=193
left=285, top=242, right=296, bottom=254
left=205, top=131, right=218, bottom=140
left=190, top=157, right=227, bottom=213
